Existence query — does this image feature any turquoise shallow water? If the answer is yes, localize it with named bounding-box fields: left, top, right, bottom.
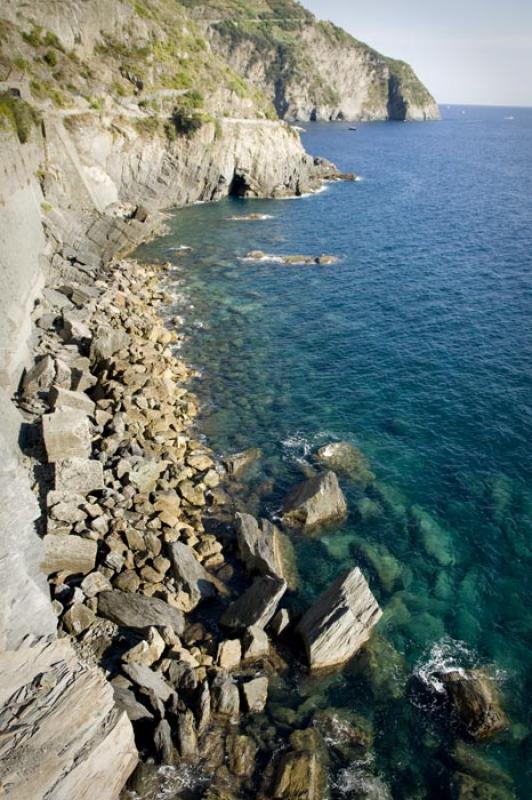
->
left=136, top=106, right=532, bottom=797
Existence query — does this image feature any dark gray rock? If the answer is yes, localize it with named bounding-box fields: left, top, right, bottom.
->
left=113, top=685, right=154, bottom=723
left=154, top=719, right=178, bottom=765
left=167, top=541, right=223, bottom=610
left=98, top=590, right=185, bottom=635
left=235, top=512, right=293, bottom=583
left=438, top=669, right=509, bottom=740
left=221, top=575, right=287, bottom=631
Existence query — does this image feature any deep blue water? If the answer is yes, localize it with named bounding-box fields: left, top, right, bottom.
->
left=136, top=106, right=532, bottom=798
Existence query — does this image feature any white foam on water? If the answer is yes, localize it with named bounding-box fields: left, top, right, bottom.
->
left=333, top=757, right=392, bottom=799
left=167, top=245, right=193, bottom=252
left=414, top=637, right=477, bottom=694
left=239, top=254, right=285, bottom=263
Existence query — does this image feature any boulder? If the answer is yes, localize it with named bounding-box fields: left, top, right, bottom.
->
left=282, top=471, right=347, bottom=531
left=22, top=355, right=56, bottom=395
left=55, top=457, right=104, bottom=495
left=297, top=567, right=382, bottom=670
left=242, top=676, right=268, bottom=713
left=235, top=513, right=294, bottom=584
left=122, top=627, right=166, bottom=667
left=221, top=575, right=287, bottom=631
left=41, top=534, right=97, bottom=576
left=196, top=680, right=211, bottom=733
left=167, top=541, right=223, bottom=610
left=313, top=442, right=375, bottom=488
left=49, top=386, right=95, bottom=415
left=122, top=663, right=175, bottom=707
left=90, top=323, right=129, bottom=363
left=270, top=729, right=326, bottom=800
left=223, top=448, right=261, bottom=478
left=154, top=719, right=178, bottom=765
left=62, top=603, right=96, bottom=635
left=177, top=710, right=198, bottom=759
left=226, top=734, right=257, bottom=778
left=98, top=590, right=185, bottom=635
left=80, top=571, right=112, bottom=597
left=217, top=639, right=242, bottom=670
left=42, top=409, right=92, bottom=462
left=212, top=675, right=240, bottom=717
left=113, top=686, right=154, bottom=723
left=242, top=625, right=270, bottom=660
left=439, top=669, right=509, bottom=740
left=129, top=459, right=165, bottom=494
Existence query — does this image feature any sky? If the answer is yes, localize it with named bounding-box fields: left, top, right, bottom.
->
left=302, top=0, right=532, bottom=107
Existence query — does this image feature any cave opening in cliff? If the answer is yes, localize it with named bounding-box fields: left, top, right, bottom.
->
left=228, top=172, right=250, bottom=198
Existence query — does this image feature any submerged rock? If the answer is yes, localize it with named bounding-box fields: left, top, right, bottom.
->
left=221, top=575, right=287, bottom=631
left=439, top=668, right=509, bottom=740
left=282, top=471, right=347, bottom=531
left=223, top=447, right=262, bottom=478
left=410, top=505, right=454, bottom=567
left=297, top=567, right=382, bottom=670
left=313, top=441, right=375, bottom=488
left=269, top=728, right=327, bottom=800
left=226, top=734, right=258, bottom=777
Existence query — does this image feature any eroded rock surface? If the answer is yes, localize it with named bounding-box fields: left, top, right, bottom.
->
left=0, top=638, right=137, bottom=800
left=297, top=567, right=382, bottom=669
left=282, top=471, right=347, bottom=531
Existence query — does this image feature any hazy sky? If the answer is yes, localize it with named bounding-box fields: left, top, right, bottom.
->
left=302, top=0, right=532, bottom=107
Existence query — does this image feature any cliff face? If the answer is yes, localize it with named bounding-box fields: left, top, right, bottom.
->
left=186, top=1, right=440, bottom=121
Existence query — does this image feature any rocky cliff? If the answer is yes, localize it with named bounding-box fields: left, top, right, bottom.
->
left=185, top=0, right=440, bottom=121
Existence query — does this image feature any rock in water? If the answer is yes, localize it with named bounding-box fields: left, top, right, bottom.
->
left=242, top=676, right=268, bottom=712
left=313, top=441, right=375, bottom=488
left=221, top=575, right=287, bottom=631
left=297, top=568, right=382, bottom=670
left=223, top=448, right=262, bottom=478
left=439, top=668, right=509, bottom=740
left=235, top=512, right=293, bottom=583
left=270, top=729, right=327, bottom=800
left=98, top=590, right=185, bottom=635
left=0, top=638, right=137, bottom=799
left=282, top=471, right=347, bottom=531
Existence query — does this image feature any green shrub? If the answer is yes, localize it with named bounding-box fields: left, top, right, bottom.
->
left=0, top=92, right=40, bottom=143
left=43, top=31, right=64, bottom=50
left=43, top=49, right=58, bottom=67
left=22, top=26, right=42, bottom=47
left=168, top=105, right=203, bottom=137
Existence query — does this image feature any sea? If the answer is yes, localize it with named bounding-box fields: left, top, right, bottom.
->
left=135, top=105, right=532, bottom=798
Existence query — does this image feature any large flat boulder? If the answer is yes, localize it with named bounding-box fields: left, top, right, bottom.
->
left=235, top=512, right=294, bottom=585
left=49, top=385, right=96, bottom=415
left=41, top=534, right=97, bottom=576
left=98, top=590, right=185, bottom=635
left=0, top=638, right=137, bottom=800
left=42, top=409, right=92, bottom=462
left=282, top=471, right=347, bottom=531
left=167, top=541, right=224, bottom=610
left=221, top=575, right=287, bottom=631
left=297, top=567, right=382, bottom=670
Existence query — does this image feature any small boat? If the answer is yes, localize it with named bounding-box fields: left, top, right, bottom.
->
left=348, top=127, right=358, bottom=131
left=504, top=115, right=514, bottom=120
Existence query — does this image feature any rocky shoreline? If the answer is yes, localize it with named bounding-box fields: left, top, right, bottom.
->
left=6, top=249, right=388, bottom=798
